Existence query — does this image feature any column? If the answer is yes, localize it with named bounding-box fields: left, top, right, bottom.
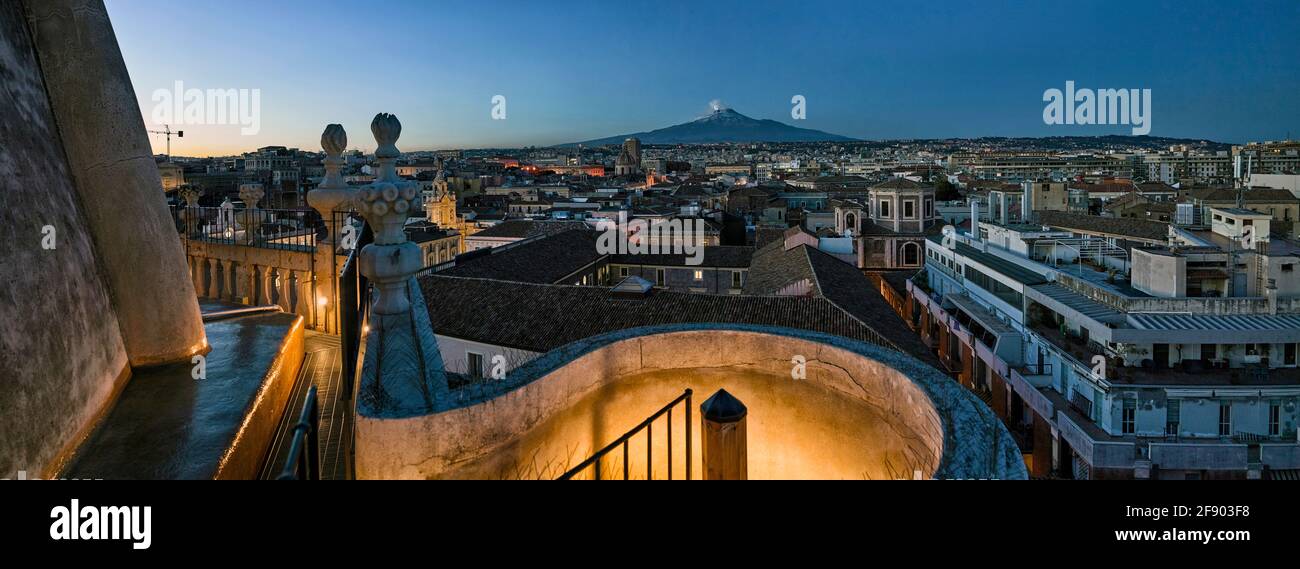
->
left=224, top=260, right=237, bottom=302
left=278, top=269, right=293, bottom=313
left=295, top=268, right=312, bottom=318
left=206, top=258, right=220, bottom=299
left=190, top=256, right=203, bottom=294
left=261, top=266, right=276, bottom=306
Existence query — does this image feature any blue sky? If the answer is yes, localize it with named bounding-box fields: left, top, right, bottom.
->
left=106, top=0, right=1299, bottom=155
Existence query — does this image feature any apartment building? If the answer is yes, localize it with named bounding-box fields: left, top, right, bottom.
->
left=903, top=210, right=1300, bottom=479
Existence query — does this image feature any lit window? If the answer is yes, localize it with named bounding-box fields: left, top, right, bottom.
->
left=693, top=270, right=703, bottom=281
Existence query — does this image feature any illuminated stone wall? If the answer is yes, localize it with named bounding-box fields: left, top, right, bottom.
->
left=355, top=325, right=1027, bottom=480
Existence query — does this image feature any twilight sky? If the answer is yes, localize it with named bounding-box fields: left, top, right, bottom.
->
left=106, top=0, right=1299, bottom=156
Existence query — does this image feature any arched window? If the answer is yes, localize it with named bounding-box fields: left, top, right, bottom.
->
left=845, top=213, right=856, bottom=232
left=902, top=242, right=920, bottom=266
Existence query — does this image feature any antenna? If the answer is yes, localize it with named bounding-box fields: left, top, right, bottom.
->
left=147, top=124, right=184, bottom=159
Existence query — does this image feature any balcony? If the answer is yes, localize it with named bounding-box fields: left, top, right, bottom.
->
left=171, top=204, right=333, bottom=252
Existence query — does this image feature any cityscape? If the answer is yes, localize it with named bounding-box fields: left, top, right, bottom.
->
left=3, top=0, right=1300, bottom=515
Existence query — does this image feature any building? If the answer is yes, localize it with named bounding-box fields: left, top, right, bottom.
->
left=614, top=137, right=641, bottom=176
left=1233, top=140, right=1300, bottom=175
left=461, top=219, right=592, bottom=251
left=837, top=177, right=940, bottom=270
left=906, top=208, right=1300, bottom=479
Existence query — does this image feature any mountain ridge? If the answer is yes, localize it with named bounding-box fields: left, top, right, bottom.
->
left=560, top=108, right=856, bottom=146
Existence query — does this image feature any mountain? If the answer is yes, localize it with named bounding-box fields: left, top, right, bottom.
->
left=563, top=108, right=856, bottom=146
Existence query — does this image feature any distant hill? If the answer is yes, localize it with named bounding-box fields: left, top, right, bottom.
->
left=563, top=108, right=855, bottom=146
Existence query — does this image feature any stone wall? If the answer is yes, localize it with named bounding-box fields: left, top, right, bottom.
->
left=0, top=0, right=130, bottom=477
left=355, top=325, right=1027, bottom=480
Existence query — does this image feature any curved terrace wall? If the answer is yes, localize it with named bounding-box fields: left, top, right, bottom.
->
left=355, top=325, right=1026, bottom=480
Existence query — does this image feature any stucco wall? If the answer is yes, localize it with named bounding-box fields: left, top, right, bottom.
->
left=355, top=325, right=1026, bottom=480
left=0, top=0, right=130, bottom=477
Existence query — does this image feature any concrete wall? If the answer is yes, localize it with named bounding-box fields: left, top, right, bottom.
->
left=1131, top=248, right=1185, bottom=298
left=355, top=325, right=1027, bottom=480
left=0, top=0, right=130, bottom=477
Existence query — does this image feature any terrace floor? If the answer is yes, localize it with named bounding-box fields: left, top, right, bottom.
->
left=262, top=331, right=353, bottom=480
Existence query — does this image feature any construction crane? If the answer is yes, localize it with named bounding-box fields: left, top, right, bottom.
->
left=147, top=124, right=184, bottom=158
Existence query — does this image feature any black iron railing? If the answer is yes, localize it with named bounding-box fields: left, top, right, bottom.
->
left=338, top=218, right=373, bottom=400
left=558, top=389, right=693, bottom=481
left=171, top=204, right=322, bottom=251
left=277, top=385, right=320, bottom=480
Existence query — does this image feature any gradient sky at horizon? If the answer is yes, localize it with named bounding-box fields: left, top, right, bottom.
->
left=106, top=0, right=1299, bottom=156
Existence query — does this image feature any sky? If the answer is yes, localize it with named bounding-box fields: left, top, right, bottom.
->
left=105, top=0, right=1300, bottom=156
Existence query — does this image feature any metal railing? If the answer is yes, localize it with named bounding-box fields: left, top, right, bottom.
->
left=338, top=219, right=373, bottom=399
left=558, top=389, right=693, bottom=481
left=277, top=386, right=320, bottom=480
left=171, top=204, right=322, bottom=251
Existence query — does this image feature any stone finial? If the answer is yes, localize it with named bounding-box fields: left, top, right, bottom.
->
left=308, top=124, right=356, bottom=245
left=237, top=183, right=266, bottom=243
left=356, top=112, right=423, bottom=314
left=238, top=183, right=264, bottom=208
left=371, top=113, right=402, bottom=182
left=178, top=185, right=204, bottom=207
left=319, top=124, right=348, bottom=190
left=322, top=123, right=347, bottom=156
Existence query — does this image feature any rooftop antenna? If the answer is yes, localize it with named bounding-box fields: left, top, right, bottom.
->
left=147, top=124, right=184, bottom=159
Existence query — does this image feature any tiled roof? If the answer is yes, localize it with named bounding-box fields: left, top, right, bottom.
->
left=469, top=219, right=590, bottom=239
left=1190, top=187, right=1299, bottom=203
left=871, top=178, right=930, bottom=190
left=418, top=274, right=939, bottom=369
left=442, top=230, right=603, bottom=284
left=738, top=240, right=941, bottom=368
left=608, top=246, right=754, bottom=268
left=742, top=239, right=818, bottom=295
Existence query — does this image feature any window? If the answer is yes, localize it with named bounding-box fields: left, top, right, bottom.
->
left=904, top=200, right=915, bottom=219
left=655, top=268, right=665, bottom=286
left=619, top=267, right=629, bottom=277
left=693, top=270, right=704, bottom=281
left=1269, top=402, right=1281, bottom=436
left=1218, top=402, right=1232, bottom=436
left=731, top=270, right=742, bottom=288
left=879, top=200, right=891, bottom=218
left=1121, top=398, right=1136, bottom=434
left=467, top=352, right=484, bottom=379
left=924, top=199, right=933, bottom=218
left=902, top=242, right=920, bottom=265
left=1166, top=400, right=1181, bottom=435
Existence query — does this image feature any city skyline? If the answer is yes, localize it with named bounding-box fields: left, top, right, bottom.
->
left=107, top=0, right=1300, bottom=156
